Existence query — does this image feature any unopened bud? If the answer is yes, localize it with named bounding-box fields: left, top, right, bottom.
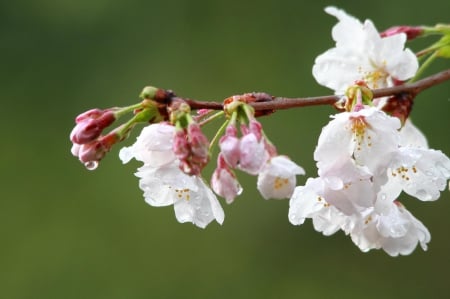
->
left=248, top=119, right=263, bottom=141
left=140, top=86, right=159, bottom=100
left=382, top=93, right=414, bottom=124
left=75, top=133, right=119, bottom=168
left=219, top=126, right=240, bottom=168
left=70, top=111, right=116, bottom=144
left=211, top=154, right=242, bottom=204
left=188, top=123, right=209, bottom=161
left=173, top=129, right=190, bottom=160
left=380, top=26, right=424, bottom=40
left=75, top=108, right=104, bottom=123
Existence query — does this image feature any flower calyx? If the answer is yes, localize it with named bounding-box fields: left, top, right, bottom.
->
left=344, top=82, right=374, bottom=112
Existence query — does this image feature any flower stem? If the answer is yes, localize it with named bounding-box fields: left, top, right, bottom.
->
left=209, top=118, right=230, bottom=155
left=199, top=111, right=225, bottom=126
left=410, top=51, right=438, bottom=83
left=114, top=103, right=143, bottom=119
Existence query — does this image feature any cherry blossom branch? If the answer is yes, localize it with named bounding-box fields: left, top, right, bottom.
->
left=184, top=69, right=450, bottom=112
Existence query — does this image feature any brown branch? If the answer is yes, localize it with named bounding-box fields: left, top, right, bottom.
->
left=182, top=69, right=450, bottom=112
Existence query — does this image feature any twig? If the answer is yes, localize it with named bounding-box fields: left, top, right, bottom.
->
left=183, top=69, right=450, bottom=111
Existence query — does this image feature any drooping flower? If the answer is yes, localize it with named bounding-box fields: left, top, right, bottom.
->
left=385, top=146, right=450, bottom=201
left=119, top=123, right=176, bottom=167
left=257, top=156, right=305, bottom=199
left=289, top=177, right=431, bottom=256
left=238, top=131, right=269, bottom=175
left=289, top=177, right=359, bottom=236
left=211, top=154, right=242, bottom=204
left=312, top=6, right=418, bottom=94
left=349, top=199, right=431, bottom=257
left=120, top=123, right=224, bottom=228
left=137, top=163, right=225, bottom=228
left=219, top=125, right=241, bottom=168
left=217, top=117, right=304, bottom=201
left=218, top=119, right=269, bottom=175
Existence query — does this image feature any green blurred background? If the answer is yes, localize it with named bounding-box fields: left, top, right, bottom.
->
left=1, top=0, right=449, bottom=298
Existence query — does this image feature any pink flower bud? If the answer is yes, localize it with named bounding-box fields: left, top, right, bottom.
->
left=211, top=154, right=242, bottom=203
left=72, top=133, right=119, bottom=169
left=70, top=111, right=116, bottom=144
left=78, top=142, right=107, bottom=163
left=219, top=125, right=240, bottom=168
left=380, top=26, right=423, bottom=40
left=75, top=109, right=104, bottom=123
left=173, top=130, right=190, bottom=160
left=188, top=123, right=209, bottom=161
left=173, top=124, right=211, bottom=176
left=239, top=133, right=269, bottom=175
left=248, top=119, right=263, bottom=140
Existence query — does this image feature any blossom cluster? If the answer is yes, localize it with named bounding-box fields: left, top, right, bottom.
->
left=117, top=96, right=304, bottom=228
left=70, top=6, right=450, bottom=256
left=288, top=7, right=450, bottom=256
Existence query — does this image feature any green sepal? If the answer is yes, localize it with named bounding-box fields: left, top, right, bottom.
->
left=140, top=86, right=159, bottom=100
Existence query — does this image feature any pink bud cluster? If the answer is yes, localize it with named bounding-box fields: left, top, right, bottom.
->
left=212, top=118, right=304, bottom=203
left=70, top=109, right=117, bottom=169
left=220, top=119, right=271, bottom=174
left=173, top=123, right=210, bottom=175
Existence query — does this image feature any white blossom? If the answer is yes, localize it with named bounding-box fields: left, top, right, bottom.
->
left=257, top=156, right=305, bottom=199
left=120, top=123, right=225, bottom=228
left=386, top=147, right=450, bottom=201
left=291, top=102, right=449, bottom=255
left=350, top=199, right=430, bottom=256
left=315, top=107, right=401, bottom=184
left=137, top=163, right=224, bottom=228
left=119, top=123, right=176, bottom=167
left=312, top=6, right=418, bottom=94
left=289, top=177, right=358, bottom=236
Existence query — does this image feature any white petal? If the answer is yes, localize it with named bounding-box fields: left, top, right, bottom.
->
left=267, top=156, right=305, bottom=177
left=173, top=177, right=224, bottom=228
left=118, top=123, right=176, bottom=165
left=352, top=108, right=401, bottom=174
left=312, top=48, right=368, bottom=94
left=315, top=112, right=354, bottom=171
left=389, top=148, right=450, bottom=201
left=350, top=201, right=431, bottom=256
left=257, top=156, right=304, bottom=200
left=314, top=7, right=418, bottom=92
left=312, top=206, right=347, bottom=236
left=399, top=119, right=428, bottom=148
left=136, top=166, right=174, bottom=207
left=380, top=206, right=431, bottom=256
left=153, top=163, right=199, bottom=191
left=289, top=178, right=327, bottom=225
